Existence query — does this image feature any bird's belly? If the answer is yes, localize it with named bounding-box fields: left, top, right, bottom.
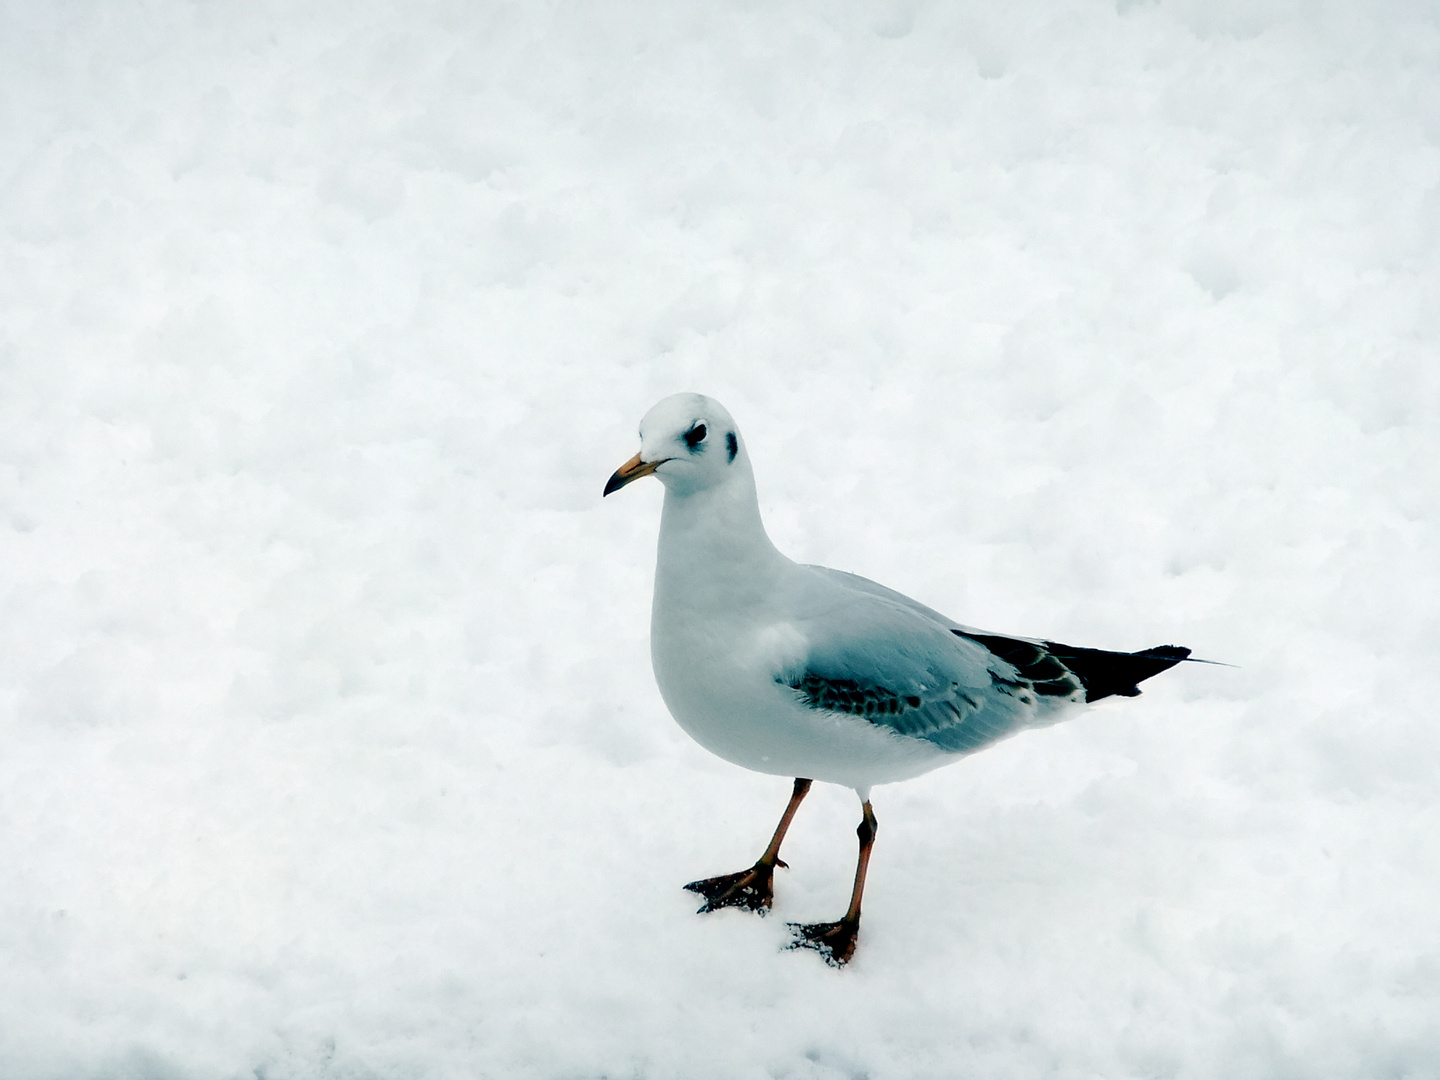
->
left=650, top=628, right=949, bottom=790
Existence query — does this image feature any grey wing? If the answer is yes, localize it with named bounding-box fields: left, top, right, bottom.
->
left=777, top=574, right=1053, bottom=756
left=810, top=565, right=1171, bottom=704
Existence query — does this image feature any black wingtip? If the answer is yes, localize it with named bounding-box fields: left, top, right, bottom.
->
left=1136, top=645, right=1192, bottom=662
left=1039, top=641, right=1193, bottom=703
left=954, top=632, right=1222, bottom=704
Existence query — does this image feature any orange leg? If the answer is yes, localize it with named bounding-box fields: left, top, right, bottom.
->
left=788, top=800, right=877, bottom=966
left=685, top=778, right=812, bottom=914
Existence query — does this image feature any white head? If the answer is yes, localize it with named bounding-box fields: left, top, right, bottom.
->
left=604, top=393, right=748, bottom=499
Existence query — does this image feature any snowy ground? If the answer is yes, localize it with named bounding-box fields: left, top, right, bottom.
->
left=2, top=1, right=1439, bottom=1077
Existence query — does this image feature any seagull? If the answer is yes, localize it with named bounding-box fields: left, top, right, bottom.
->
left=605, top=392, right=1191, bottom=966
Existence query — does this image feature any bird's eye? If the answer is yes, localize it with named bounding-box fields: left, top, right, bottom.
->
left=684, top=423, right=707, bottom=449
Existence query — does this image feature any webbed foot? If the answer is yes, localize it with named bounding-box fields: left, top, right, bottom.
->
left=786, top=917, right=860, bottom=967
left=683, top=859, right=785, bottom=914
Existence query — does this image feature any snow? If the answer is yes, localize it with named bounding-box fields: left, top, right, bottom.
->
left=2, top=1, right=1438, bottom=1076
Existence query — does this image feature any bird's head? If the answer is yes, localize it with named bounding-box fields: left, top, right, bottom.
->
left=604, top=393, right=746, bottom=498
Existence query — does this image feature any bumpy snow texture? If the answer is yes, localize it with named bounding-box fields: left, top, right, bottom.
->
left=2, top=2, right=1438, bottom=1078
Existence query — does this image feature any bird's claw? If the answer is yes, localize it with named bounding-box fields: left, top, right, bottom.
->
left=683, top=862, right=778, bottom=914
left=786, top=918, right=860, bottom=967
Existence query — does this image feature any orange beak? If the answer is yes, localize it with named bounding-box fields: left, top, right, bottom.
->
left=604, top=453, right=666, bottom=496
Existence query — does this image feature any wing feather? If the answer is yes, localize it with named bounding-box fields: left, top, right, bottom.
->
left=776, top=567, right=1057, bottom=756
left=777, top=566, right=1183, bottom=756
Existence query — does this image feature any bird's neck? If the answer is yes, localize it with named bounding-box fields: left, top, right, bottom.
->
left=654, top=474, right=790, bottom=616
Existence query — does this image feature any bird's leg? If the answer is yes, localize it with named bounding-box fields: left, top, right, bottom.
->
left=788, top=800, right=877, bottom=967
left=685, top=777, right=812, bottom=914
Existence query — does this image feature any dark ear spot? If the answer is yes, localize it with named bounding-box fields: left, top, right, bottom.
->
left=726, top=432, right=738, bottom=462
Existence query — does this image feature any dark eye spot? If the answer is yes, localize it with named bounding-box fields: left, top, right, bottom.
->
left=684, top=423, right=706, bottom=450
left=726, top=432, right=738, bottom=462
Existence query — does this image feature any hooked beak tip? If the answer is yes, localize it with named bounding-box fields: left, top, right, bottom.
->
left=604, top=452, right=663, bottom=497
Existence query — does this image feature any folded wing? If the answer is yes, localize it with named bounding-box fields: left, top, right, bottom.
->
left=776, top=573, right=1047, bottom=755
left=779, top=566, right=1189, bottom=756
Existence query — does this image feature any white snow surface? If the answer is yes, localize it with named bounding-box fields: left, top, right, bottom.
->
left=3, top=2, right=1439, bottom=1077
